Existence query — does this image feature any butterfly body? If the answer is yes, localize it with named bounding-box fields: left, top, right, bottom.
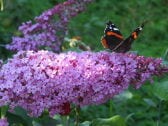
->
left=101, top=21, right=145, bottom=53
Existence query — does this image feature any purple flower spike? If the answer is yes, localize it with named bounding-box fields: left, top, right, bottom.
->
left=0, top=118, right=9, bottom=126
left=0, top=51, right=167, bottom=117
left=6, top=0, right=93, bottom=53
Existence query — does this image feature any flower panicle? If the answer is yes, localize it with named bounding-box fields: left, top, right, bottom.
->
left=6, top=0, right=93, bottom=53
left=0, top=51, right=167, bottom=117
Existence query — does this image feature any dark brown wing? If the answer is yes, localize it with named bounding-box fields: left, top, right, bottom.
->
left=112, top=22, right=146, bottom=53
left=101, top=21, right=124, bottom=50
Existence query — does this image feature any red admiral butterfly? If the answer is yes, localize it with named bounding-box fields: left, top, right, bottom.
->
left=101, top=21, right=146, bottom=53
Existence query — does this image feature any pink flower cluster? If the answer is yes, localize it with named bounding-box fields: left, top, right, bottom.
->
left=0, top=118, right=9, bottom=126
left=0, top=51, right=167, bottom=117
left=6, top=0, right=93, bottom=53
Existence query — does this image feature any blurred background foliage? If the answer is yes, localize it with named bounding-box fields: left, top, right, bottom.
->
left=0, top=0, right=168, bottom=126
left=0, top=0, right=168, bottom=59
left=68, top=0, right=168, bottom=57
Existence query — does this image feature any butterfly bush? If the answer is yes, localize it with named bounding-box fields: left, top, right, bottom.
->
left=0, top=50, right=167, bottom=117
left=0, top=118, right=9, bottom=126
left=6, top=0, right=93, bottom=53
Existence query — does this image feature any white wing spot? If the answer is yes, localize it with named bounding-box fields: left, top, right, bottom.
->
left=113, top=27, right=119, bottom=31
left=139, top=27, right=142, bottom=30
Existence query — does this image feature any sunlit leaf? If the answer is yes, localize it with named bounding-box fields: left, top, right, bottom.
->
left=114, top=90, right=133, bottom=102
left=80, top=121, right=91, bottom=126
left=143, top=98, right=157, bottom=107
left=91, top=115, right=126, bottom=126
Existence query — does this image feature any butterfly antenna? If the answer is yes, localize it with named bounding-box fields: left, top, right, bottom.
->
left=141, top=20, right=148, bottom=28
left=104, top=17, right=111, bottom=25
left=106, top=20, right=112, bottom=25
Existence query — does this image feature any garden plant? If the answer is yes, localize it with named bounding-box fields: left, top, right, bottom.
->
left=0, top=0, right=168, bottom=126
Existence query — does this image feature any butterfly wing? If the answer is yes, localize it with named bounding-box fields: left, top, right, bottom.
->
left=101, top=21, right=124, bottom=50
left=112, top=22, right=146, bottom=53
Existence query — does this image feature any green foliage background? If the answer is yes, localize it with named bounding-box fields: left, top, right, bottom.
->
left=0, top=0, right=168, bottom=126
left=68, top=0, right=168, bottom=57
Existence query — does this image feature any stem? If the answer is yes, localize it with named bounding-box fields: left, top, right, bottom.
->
left=75, top=105, right=80, bottom=126
left=109, top=99, right=113, bottom=117
left=0, top=106, right=8, bottom=118
left=61, top=116, right=69, bottom=126
left=156, top=100, right=162, bottom=126
left=0, top=0, right=3, bottom=11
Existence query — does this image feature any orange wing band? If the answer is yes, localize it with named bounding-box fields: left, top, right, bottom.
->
left=101, top=37, right=109, bottom=48
left=132, top=32, right=137, bottom=39
left=106, top=31, right=123, bottom=39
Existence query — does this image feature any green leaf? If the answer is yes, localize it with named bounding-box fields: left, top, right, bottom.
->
left=34, top=115, right=60, bottom=126
left=114, top=90, right=133, bottom=102
left=153, top=81, right=168, bottom=101
left=6, top=106, right=33, bottom=126
left=80, top=121, right=91, bottom=126
left=91, top=115, right=126, bottom=126
left=6, top=111, right=28, bottom=126
left=14, top=106, right=33, bottom=126
left=32, top=121, right=42, bottom=126
left=143, top=98, right=157, bottom=107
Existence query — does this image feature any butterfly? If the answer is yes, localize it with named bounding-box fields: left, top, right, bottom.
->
left=101, top=21, right=146, bottom=53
